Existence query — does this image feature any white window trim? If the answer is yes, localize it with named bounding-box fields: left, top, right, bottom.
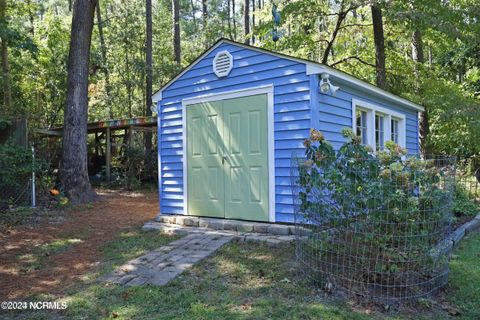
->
left=352, top=99, right=406, bottom=152
left=181, top=84, right=275, bottom=222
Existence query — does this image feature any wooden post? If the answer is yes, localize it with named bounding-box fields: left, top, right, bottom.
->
left=106, top=127, right=111, bottom=181
left=128, top=126, right=133, bottom=147
left=94, top=132, right=99, bottom=156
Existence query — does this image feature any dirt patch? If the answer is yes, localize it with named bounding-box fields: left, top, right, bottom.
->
left=0, top=189, right=158, bottom=300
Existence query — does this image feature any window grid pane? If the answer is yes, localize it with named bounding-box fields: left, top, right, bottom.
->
left=391, top=119, right=399, bottom=144
left=356, top=110, right=368, bottom=145
left=375, top=114, right=384, bottom=150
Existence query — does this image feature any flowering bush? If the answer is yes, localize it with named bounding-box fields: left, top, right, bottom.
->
left=295, top=128, right=454, bottom=299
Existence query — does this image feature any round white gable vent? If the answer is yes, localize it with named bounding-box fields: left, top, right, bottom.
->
left=213, top=50, right=233, bottom=78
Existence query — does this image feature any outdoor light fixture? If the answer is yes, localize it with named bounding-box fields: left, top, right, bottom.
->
left=150, top=104, right=158, bottom=115
left=319, top=73, right=340, bottom=96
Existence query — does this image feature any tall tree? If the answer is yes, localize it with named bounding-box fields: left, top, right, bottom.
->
left=60, top=0, right=97, bottom=204
left=95, top=1, right=113, bottom=118
left=172, top=0, right=181, bottom=63
left=232, top=0, right=237, bottom=40
left=251, top=0, right=255, bottom=44
left=371, top=2, right=386, bottom=89
left=227, top=0, right=233, bottom=39
left=244, top=0, right=250, bottom=44
left=202, top=0, right=207, bottom=48
left=0, top=0, right=12, bottom=111
left=190, top=0, right=197, bottom=33
left=321, top=1, right=356, bottom=64
left=411, top=29, right=430, bottom=154
left=145, top=0, right=153, bottom=153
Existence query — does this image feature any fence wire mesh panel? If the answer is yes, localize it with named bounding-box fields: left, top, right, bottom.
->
left=456, top=158, right=480, bottom=205
left=291, top=154, right=456, bottom=301
left=0, top=178, right=31, bottom=210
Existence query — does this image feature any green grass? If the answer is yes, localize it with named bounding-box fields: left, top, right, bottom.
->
left=446, top=234, right=480, bottom=319
left=54, top=242, right=378, bottom=320
left=4, top=232, right=480, bottom=320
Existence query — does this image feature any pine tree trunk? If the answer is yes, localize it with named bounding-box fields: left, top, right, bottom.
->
left=0, top=39, right=11, bottom=111
left=0, top=0, right=12, bottom=111
left=232, top=0, right=236, bottom=40
left=145, top=0, right=153, bottom=154
left=371, top=3, right=386, bottom=89
left=244, top=0, right=250, bottom=44
left=172, top=0, right=181, bottom=63
left=251, top=0, right=255, bottom=44
left=60, top=0, right=97, bottom=204
left=411, top=30, right=430, bottom=155
left=190, top=0, right=197, bottom=32
left=202, top=0, right=207, bottom=48
left=96, top=2, right=113, bottom=118
left=227, top=0, right=233, bottom=39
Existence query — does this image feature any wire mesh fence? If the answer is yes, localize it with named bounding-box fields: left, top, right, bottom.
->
left=291, top=154, right=456, bottom=301
left=456, top=159, right=480, bottom=205
left=0, top=181, right=32, bottom=210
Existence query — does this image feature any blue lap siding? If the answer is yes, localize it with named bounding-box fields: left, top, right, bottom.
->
left=156, top=41, right=420, bottom=223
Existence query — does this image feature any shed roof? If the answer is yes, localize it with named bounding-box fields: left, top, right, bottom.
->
left=153, top=38, right=424, bottom=112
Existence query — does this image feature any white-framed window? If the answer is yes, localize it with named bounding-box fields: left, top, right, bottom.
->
left=352, top=99, right=406, bottom=152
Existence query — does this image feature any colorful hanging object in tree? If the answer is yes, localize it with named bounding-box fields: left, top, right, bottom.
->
left=272, top=4, right=281, bottom=42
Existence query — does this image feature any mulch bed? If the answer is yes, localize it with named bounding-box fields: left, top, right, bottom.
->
left=452, top=214, right=474, bottom=230
left=0, top=189, right=158, bottom=300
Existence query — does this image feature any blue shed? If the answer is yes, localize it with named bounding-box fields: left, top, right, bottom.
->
left=152, top=39, right=424, bottom=224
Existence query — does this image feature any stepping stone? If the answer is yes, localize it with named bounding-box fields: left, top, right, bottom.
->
left=102, top=233, right=234, bottom=287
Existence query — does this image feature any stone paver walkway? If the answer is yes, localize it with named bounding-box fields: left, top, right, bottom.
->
left=102, top=232, right=234, bottom=286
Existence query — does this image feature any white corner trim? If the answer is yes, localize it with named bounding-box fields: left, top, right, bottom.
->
left=213, top=50, right=233, bottom=77
left=352, top=98, right=407, bottom=152
left=182, top=84, right=276, bottom=223
left=152, top=91, right=162, bottom=103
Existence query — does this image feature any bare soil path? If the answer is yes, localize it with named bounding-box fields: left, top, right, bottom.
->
left=0, top=189, right=158, bottom=300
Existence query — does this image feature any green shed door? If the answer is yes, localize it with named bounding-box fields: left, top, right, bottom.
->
left=223, top=95, right=269, bottom=221
left=186, top=94, right=269, bottom=222
left=186, top=101, right=225, bottom=218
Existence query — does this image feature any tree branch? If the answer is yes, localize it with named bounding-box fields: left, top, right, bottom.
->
left=329, top=56, right=376, bottom=68
left=338, top=23, right=373, bottom=31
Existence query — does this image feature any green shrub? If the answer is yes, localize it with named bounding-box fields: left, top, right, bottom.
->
left=0, top=140, right=52, bottom=210
left=295, top=128, right=454, bottom=299
left=0, top=141, right=35, bottom=190
left=453, top=184, right=479, bottom=216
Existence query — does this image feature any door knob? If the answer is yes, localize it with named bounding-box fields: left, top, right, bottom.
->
left=222, top=155, right=228, bottom=165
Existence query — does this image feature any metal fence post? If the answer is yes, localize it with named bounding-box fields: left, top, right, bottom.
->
left=31, top=144, right=36, bottom=208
